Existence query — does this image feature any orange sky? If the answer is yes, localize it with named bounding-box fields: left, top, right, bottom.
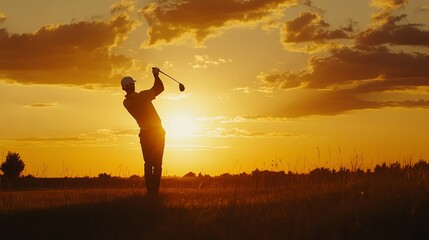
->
left=1, top=0, right=429, bottom=177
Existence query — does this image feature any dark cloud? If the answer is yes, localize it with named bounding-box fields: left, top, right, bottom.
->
left=261, top=46, right=429, bottom=117
left=273, top=89, right=429, bottom=118
left=259, top=0, right=429, bottom=117
left=281, top=11, right=353, bottom=52
left=357, top=14, right=429, bottom=47
left=0, top=14, right=138, bottom=87
left=139, top=0, right=297, bottom=46
left=305, top=46, right=429, bottom=90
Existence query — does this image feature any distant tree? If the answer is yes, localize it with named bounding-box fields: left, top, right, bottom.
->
left=98, top=173, right=111, bottom=179
left=1, top=151, right=25, bottom=178
left=129, top=174, right=142, bottom=180
left=183, top=171, right=196, bottom=178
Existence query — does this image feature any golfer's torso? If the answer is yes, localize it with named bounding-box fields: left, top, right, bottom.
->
left=123, top=91, right=162, bottom=129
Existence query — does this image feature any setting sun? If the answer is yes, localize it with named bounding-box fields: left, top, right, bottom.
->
left=163, top=114, right=198, bottom=138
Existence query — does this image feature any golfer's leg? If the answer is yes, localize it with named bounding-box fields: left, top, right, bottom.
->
left=144, top=164, right=154, bottom=194
left=153, top=131, right=165, bottom=194
left=141, top=135, right=155, bottom=194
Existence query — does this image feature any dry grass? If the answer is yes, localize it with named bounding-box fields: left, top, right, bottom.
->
left=1, top=163, right=429, bottom=239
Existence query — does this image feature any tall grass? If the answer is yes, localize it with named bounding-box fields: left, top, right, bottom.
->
left=0, top=160, right=429, bottom=239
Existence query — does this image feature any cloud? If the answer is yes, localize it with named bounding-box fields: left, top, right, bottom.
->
left=160, top=93, right=191, bottom=100
left=0, top=128, right=141, bottom=148
left=96, top=128, right=138, bottom=136
left=258, top=70, right=304, bottom=89
left=1, top=136, right=103, bottom=148
left=232, top=87, right=251, bottom=94
left=166, top=144, right=230, bottom=151
left=256, top=0, right=429, bottom=117
left=139, top=0, right=297, bottom=47
left=0, top=12, right=6, bottom=23
left=261, top=46, right=429, bottom=117
left=195, top=114, right=289, bottom=123
left=13, top=137, right=95, bottom=142
left=280, top=11, right=354, bottom=52
left=300, top=0, right=325, bottom=13
left=419, top=6, right=429, bottom=12
left=306, top=46, right=429, bottom=90
left=0, top=13, right=138, bottom=88
left=201, top=127, right=296, bottom=138
left=357, top=14, right=429, bottom=47
left=371, top=0, right=408, bottom=10
left=25, top=103, right=58, bottom=108
left=111, top=0, right=135, bottom=14
left=190, top=54, right=232, bottom=69
left=280, top=89, right=429, bottom=118
left=370, top=0, right=408, bottom=25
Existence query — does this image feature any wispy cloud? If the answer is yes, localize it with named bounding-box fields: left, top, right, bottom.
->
left=418, top=6, right=429, bottom=12
left=96, top=128, right=138, bottom=137
left=25, top=103, right=58, bottom=108
left=232, top=87, right=251, bottom=94
left=161, top=93, right=191, bottom=101
left=0, top=128, right=140, bottom=148
left=166, top=144, right=230, bottom=151
left=12, top=137, right=96, bottom=142
left=196, top=115, right=289, bottom=123
left=190, top=55, right=232, bottom=69
left=111, top=0, right=135, bottom=14
left=199, top=127, right=296, bottom=138
left=258, top=70, right=304, bottom=89
left=1, top=136, right=103, bottom=148
left=0, top=12, right=6, bottom=23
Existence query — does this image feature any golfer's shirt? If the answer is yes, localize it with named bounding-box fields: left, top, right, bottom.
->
left=123, top=90, right=162, bottom=130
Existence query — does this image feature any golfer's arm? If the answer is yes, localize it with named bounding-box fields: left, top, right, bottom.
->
left=151, top=74, right=164, bottom=96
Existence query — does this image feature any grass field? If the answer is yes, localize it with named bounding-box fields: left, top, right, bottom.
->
left=1, top=162, right=429, bottom=239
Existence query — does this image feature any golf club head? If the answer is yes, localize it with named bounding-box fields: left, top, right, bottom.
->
left=179, top=83, right=185, bottom=92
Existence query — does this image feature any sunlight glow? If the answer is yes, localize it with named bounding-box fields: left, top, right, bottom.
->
left=163, top=114, right=198, bottom=138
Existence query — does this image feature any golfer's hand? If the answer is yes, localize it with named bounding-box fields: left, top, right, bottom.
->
left=152, top=67, right=160, bottom=76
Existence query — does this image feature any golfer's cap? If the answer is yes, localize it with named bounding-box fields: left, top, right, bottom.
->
left=121, top=76, right=136, bottom=88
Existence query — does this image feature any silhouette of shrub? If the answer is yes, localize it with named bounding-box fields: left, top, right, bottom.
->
left=98, top=173, right=112, bottom=179
left=309, top=167, right=332, bottom=176
left=1, top=151, right=25, bottom=178
left=128, top=174, right=142, bottom=180
left=183, top=172, right=196, bottom=178
left=374, top=162, right=401, bottom=176
left=413, top=159, right=429, bottom=172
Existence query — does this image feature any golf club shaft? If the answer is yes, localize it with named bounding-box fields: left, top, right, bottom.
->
left=159, top=70, right=182, bottom=84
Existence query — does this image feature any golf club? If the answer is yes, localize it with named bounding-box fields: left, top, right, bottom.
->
left=153, top=68, right=185, bottom=92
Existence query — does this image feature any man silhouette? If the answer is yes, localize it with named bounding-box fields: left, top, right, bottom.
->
left=121, top=67, right=165, bottom=195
